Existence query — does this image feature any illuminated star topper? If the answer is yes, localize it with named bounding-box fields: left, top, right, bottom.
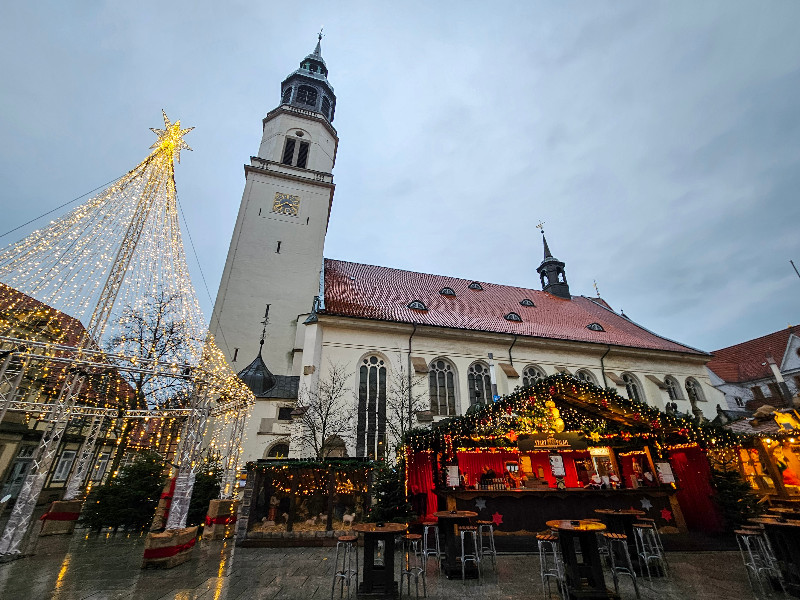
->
left=150, top=109, right=194, bottom=163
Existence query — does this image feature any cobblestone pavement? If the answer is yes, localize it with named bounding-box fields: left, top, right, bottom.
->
left=0, top=531, right=775, bottom=600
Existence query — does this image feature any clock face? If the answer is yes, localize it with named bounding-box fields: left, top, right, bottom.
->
left=272, top=193, right=300, bottom=217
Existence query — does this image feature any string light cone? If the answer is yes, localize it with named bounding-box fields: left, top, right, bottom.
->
left=0, top=112, right=253, bottom=555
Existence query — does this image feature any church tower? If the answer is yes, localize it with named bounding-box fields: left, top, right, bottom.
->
left=536, top=231, right=571, bottom=299
left=210, top=36, right=338, bottom=375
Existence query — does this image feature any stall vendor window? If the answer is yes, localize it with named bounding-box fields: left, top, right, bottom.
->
left=429, top=359, right=458, bottom=416
left=357, top=355, right=387, bottom=459
left=468, top=362, right=492, bottom=406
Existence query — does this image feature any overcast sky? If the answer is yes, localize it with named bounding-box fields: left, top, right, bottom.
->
left=1, top=1, right=798, bottom=353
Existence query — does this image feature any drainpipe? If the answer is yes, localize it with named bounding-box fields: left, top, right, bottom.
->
left=407, top=324, right=417, bottom=429
left=508, top=335, right=517, bottom=367
left=600, top=345, right=611, bottom=388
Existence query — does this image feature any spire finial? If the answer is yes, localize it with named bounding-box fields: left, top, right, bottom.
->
left=314, top=27, right=324, bottom=56
left=259, top=304, right=270, bottom=352
left=593, top=280, right=600, bottom=297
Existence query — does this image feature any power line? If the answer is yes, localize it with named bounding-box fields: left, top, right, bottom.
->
left=0, top=175, right=125, bottom=240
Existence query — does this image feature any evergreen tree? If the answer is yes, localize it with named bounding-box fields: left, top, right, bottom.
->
left=366, top=461, right=416, bottom=523
left=709, top=451, right=763, bottom=529
left=81, top=451, right=167, bottom=531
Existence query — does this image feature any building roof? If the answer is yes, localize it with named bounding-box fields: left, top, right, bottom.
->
left=707, top=325, right=800, bottom=383
left=322, top=259, right=706, bottom=355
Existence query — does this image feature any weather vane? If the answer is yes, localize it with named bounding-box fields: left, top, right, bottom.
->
left=536, top=221, right=545, bottom=234
left=318, top=27, right=324, bottom=42
left=593, top=280, right=600, bottom=297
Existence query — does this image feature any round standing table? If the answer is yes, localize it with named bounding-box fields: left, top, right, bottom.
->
left=546, top=519, right=618, bottom=599
left=352, top=522, right=407, bottom=599
left=433, top=510, right=478, bottom=579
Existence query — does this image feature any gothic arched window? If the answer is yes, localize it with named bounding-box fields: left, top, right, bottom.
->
left=266, top=443, right=289, bottom=459
left=664, top=376, right=682, bottom=401
left=357, top=355, right=387, bottom=459
left=296, top=85, right=318, bottom=106
left=575, top=369, right=597, bottom=385
left=282, top=87, right=292, bottom=104
left=429, top=359, right=457, bottom=416
left=468, top=362, right=493, bottom=406
left=522, top=365, right=545, bottom=388
left=622, top=373, right=644, bottom=403
left=685, top=378, right=706, bottom=404
left=321, top=96, right=331, bottom=118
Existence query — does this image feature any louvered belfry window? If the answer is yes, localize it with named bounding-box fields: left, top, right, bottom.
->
left=296, top=85, right=318, bottom=106
left=281, top=138, right=296, bottom=165
left=357, top=356, right=387, bottom=459
left=429, top=360, right=457, bottom=416
left=296, top=142, right=309, bottom=168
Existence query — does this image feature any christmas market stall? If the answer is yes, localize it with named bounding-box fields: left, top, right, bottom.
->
left=405, top=374, right=749, bottom=534
left=236, top=458, right=372, bottom=545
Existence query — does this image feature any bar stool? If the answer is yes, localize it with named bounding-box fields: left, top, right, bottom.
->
left=735, top=529, right=786, bottom=596
left=632, top=523, right=667, bottom=580
left=400, top=533, right=426, bottom=598
left=331, top=535, right=358, bottom=599
left=536, top=533, right=566, bottom=600
left=476, top=519, right=497, bottom=570
left=602, top=532, right=640, bottom=599
left=637, top=518, right=666, bottom=555
left=458, top=525, right=481, bottom=584
left=421, top=520, right=441, bottom=573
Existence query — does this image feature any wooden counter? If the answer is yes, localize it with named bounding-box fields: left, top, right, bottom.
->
left=441, top=487, right=684, bottom=533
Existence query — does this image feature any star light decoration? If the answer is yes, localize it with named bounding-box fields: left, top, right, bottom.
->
left=640, top=498, right=653, bottom=511
left=150, top=110, right=194, bottom=163
left=475, top=497, right=487, bottom=511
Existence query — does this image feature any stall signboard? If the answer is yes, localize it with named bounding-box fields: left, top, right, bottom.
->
left=549, top=454, right=566, bottom=477
left=655, top=462, right=675, bottom=484
left=447, top=465, right=460, bottom=487
left=518, top=432, right=589, bottom=452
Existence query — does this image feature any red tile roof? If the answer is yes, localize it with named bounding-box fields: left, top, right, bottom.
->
left=707, top=325, right=800, bottom=383
left=322, top=259, right=705, bottom=355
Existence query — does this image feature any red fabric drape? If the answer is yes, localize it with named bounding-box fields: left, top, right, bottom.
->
left=668, top=447, right=723, bottom=533
left=456, top=451, right=520, bottom=487
left=619, top=454, right=635, bottom=488
left=407, top=452, right=438, bottom=519
left=525, top=451, right=585, bottom=488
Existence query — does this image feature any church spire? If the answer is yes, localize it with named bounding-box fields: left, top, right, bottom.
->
left=279, top=35, right=336, bottom=122
left=536, top=229, right=571, bottom=300
left=237, top=305, right=277, bottom=396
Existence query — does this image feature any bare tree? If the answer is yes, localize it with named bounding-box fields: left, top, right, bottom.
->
left=294, top=363, right=354, bottom=460
left=385, top=361, right=429, bottom=445
left=105, top=290, right=197, bottom=476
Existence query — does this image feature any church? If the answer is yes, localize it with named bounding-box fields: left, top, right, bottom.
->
left=210, top=38, right=723, bottom=462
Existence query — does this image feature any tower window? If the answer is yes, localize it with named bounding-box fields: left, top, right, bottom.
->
left=282, top=87, right=292, bottom=104
left=296, top=142, right=309, bottom=168
left=281, top=138, right=296, bottom=165
left=296, top=85, right=318, bottom=106
left=321, top=96, right=331, bottom=118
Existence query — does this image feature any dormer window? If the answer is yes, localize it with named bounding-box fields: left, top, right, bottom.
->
left=408, top=300, right=428, bottom=311
left=439, top=287, right=456, bottom=296
left=519, top=299, right=535, bottom=307
left=468, top=282, right=483, bottom=290
left=296, top=85, right=318, bottom=106
left=587, top=323, right=604, bottom=332
left=505, top=312, right=522, bottom=322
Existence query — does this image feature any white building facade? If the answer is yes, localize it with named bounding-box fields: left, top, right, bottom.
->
left=211, top=40, right=724, bottom=463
